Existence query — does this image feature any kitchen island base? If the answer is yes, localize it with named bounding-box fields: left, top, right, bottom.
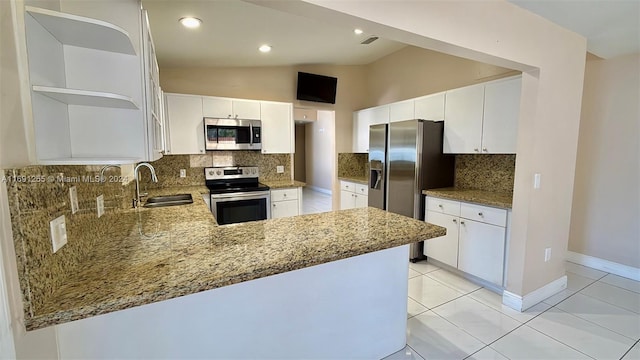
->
left=51, top=245, right=410, bottom=359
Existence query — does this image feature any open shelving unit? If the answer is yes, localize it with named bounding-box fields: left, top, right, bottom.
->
left=32, top=86, right=139, bottom=109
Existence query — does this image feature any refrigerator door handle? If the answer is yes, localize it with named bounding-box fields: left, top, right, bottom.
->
left=371, top=169, right=382, bottom=189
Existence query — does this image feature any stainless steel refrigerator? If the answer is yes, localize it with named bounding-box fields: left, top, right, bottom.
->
left=369, top=120, right=455, bottom=261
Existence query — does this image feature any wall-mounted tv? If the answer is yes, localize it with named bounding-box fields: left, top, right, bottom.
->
left=296, top=72, right=337, bottom=104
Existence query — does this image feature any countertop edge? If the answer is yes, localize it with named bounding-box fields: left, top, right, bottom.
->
left=423, top=189, right=513, bottom=209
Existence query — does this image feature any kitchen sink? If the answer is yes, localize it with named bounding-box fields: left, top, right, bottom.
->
left=143, top=194, right=193, bottom=208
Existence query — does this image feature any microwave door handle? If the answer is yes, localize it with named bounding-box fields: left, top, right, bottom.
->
left=249, top=123, right=253, bottom=146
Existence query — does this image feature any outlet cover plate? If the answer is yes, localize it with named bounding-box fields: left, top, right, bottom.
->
left=69, top=186, right=79, bottom=214
left=50, top=215, right=67, bottom=253
left=97, top=195, right=104, bottom=218
left=180, top=169, right=186, bottom=178
left=276, top=165, right=284, bottom=173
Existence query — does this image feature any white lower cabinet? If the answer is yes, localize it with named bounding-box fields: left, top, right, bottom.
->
left=271, top=187, right=301, bottom=219
left=424, top=196, right=508, bottom=286
left=340, top=181, right=368, bottom=210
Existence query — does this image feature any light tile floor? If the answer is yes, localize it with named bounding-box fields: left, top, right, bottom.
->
left=301, top=188, right=332, bottom=215
left=385, top=261, right=640, bottom=360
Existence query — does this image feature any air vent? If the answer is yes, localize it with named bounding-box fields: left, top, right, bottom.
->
left=360, top=36, right=379, bottom=45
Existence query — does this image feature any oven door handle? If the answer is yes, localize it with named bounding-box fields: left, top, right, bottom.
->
left=210, top=191, right=271, bottom=200
left=249, top=123, right=253, bottom=146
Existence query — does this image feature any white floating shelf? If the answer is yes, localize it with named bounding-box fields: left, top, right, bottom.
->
left=25, top=6, right=136, bottom=55
left=38, top=157, right=141, bottom=165
left=33, top=86, right=139, bottom=109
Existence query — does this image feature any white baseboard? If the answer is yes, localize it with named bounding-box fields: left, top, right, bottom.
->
left=306, top=186, right=332, bottom=196
left=502, top=275, right=567, bottom=312
left=566, top=251, right=640, bottom=281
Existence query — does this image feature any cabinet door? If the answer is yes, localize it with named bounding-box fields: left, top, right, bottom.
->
left=443, top=84, right=484, bottom=154
left=340, top=190, right=355, bottom=210
left=482, top=77, right=521, bottom=154
left=424, top=211, right=459, bottom=268
left=415, top=92, right=445, bottom=121
left=261, top=102, right=292, bottom=154
left=293, top=108, right=317, bottom=122
left=272, top=199, right=299, bottom=219
left=232, top=100, right=261, bottom=120
left=165, top=94, right=205, bottom=154
left=369, top=105, right=390, bottom=125
left=389, top=100, right=414, bottom=123
left=354, top=194, right=368, bottom=208
left=458, top=219, right=506, bottom=285
left=202, top=97, right=233, bottom=118
left=353, top=111, right=370, bottom=153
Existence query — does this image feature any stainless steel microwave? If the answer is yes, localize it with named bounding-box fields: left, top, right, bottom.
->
left=204, top=118, right=261, bottom=151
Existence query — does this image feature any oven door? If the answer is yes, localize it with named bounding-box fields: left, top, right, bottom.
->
left=204, top=118, right=261, bottom=151
left=210, top=191, right=270, bottom=225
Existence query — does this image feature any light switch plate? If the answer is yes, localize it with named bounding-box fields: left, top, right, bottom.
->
left=180, top=169, right=186, bottom=178
left=96, top=195, right=104, bottom=218
left=276, top=166, right=284, bottom=173
left=50, top=215, right=67, bottom=253
left=69, top=186, right=79, bottom=214
left=533, top=173, right=541, bottom=189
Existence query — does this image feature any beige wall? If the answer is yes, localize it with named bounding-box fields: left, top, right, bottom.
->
left=305, top=111, right=335, bottom=192
left=365, top=46, right=518, bottom=107
left=276, top=0, right=587, bottom=298
left=569, top=53, right=640, bottom=268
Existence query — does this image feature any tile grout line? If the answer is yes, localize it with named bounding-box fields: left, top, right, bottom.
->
left=619, top=339, right=639, bottom=360
left=551, top=302, right=639, bottom=341
left=574, top=281, right=640, bottom=315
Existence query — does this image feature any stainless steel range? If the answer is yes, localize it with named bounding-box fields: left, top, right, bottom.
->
left=205, top=166, right=270, bottom=225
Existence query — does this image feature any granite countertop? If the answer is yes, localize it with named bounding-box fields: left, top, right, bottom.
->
left=423, top=187, right=513, bottom=209
left=26, top=187, right=444, bottom=330
left=261, top=179, right=306, bottom=189
left=338, top=176, right=369, bottom=185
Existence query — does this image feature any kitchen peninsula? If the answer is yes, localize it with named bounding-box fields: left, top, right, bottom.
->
left=23, top=187, right=445, bottom=359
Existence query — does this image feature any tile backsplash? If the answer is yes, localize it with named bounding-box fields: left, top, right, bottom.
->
left=454, top=154, right=516, bottom=193
left=4, top=165, right=133, bottom=317
left=337, top=153, right=368, bottom=179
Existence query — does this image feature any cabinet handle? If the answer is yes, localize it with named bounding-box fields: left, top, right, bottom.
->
left=460, top=220, right=465, bottom=225
left=474, top=148, right=479, bottom=152
left=438, top=204, right=443, bottom=208
left=227, top=114, right=232, bottom=118
left=452, top=219, right=457, bottom=223
left=200, top=149, right=204, bottom=153
left=478, top=212, right=483, bottom=217
left=273, top=203, right=276, bottom=207
left=482, top=148, right=488, bottom=152
left=283, top=193, right=287, bottom=197
left=303, top=115, right=307, bottom=119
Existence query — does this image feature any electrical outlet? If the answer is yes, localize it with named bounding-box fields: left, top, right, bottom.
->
left=180, top=169, right=186, bottom=178
left=544, top=247, right=552, bottom=262
left=69, top=186, right=79, bottom=214
left=534, top=173, right=541, bottom=189
left=49, top=215, right=67, bottom=253
left=96, top=195, right=104, bottom=218
left=276, top=165, right=284, bottom=174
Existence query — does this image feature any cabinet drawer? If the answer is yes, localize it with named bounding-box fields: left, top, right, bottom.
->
left=340, top=181, right=356, bottom=192
left=355, top=184, right=368, bottom=195
left=271, top=188, right=298, bottom=202
left=426, top=197, right=460, bottom=216
left=460, top=203, right=506, bottom=227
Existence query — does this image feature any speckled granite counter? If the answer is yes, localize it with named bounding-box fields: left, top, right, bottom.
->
left=338, top=176, right=369, bottom=185
left=423, top=187, right=513, bottom=209
left=261, top=179, right=306, bottom=188
left=26, top=187, right=444, bottom=330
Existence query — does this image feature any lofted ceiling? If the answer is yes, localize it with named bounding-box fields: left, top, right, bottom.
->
left=142, top=0, right=406, bottom=68
left=143, top=0, right=639, bottom=69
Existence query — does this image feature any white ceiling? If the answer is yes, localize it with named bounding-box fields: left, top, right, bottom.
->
left=510, top=0, right=640, bottom=59
left=143, top=0, right=639, bottom=69
left=142, top=0, right=406, bottom=68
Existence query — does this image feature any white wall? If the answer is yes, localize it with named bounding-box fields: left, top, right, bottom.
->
left=259, top=0, right=587, bottom=297
left=305, top=111, right=335, bottom=192
left=569, top=53, right=640, bottom=269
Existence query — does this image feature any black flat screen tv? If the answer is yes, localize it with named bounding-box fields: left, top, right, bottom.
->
left=296, top=72, right=337, bottom=104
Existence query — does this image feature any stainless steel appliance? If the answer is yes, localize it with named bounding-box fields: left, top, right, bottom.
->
left=205, top=166, right=270, bottom=225
left=204, top=118, right=261, bottom=151
left=368, top=120, right=455, bottom=261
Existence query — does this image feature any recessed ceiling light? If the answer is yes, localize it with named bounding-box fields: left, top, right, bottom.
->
left=354, top=28, right=364, bottom=35
left=179, top=17, right=202, bottom=29
left=259, top=44, right=272, bottom=53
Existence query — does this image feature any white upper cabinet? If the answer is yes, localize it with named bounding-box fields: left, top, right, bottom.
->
left=443, top=76, right=521, bottom=154
left=141, top=9, right=162, bottom=161
left=261, top=101, right=293, bottom=154
left=164, top=93, right=205, bottom=155
left=21, top=2, right=161, bottom=165
left=203, top=97, right=260, bottom=120
left=352, top=105, right=388, bottom=152
left=369, top=105, right=390, bottom=125
left=443, top=83, right=485, bottom=154
left=389, top=100, right=414, bottom=123
left=415, top=92, right=445, bottom=121
left=482, top=77, right=521, bottom=153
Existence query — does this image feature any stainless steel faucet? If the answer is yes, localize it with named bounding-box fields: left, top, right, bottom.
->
left=99, top=164, right=121, bottom=183
left=133, top=163, right=158, bottom=208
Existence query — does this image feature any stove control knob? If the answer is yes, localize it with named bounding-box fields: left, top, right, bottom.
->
left=216, top=170, right=222, bottom=175
left=208, top=170, right=214, bottom=176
